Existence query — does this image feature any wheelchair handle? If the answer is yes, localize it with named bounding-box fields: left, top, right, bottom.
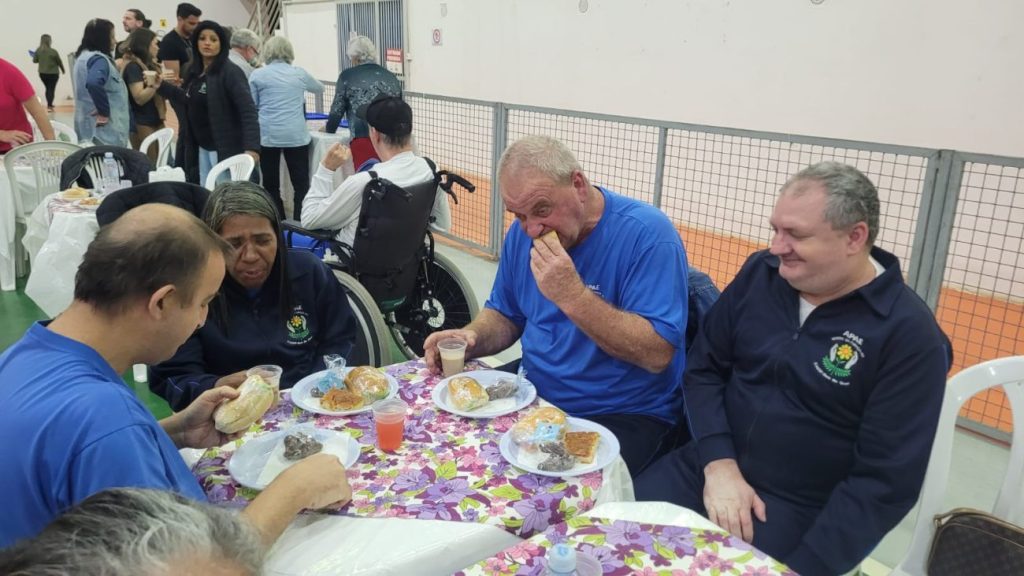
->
left=437, top=171, right=475, bottom=206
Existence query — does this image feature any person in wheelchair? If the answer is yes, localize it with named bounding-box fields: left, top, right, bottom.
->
left=299, top=94, right=451, bottom=246
left=149, top=181, right=357, bottom=411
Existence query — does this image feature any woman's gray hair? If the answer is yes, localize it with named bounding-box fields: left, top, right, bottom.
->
left=0, top=488, right=264, bottom=576
left=261, top=36, right=294, bottom=64
left=202, top=181, right=294, bottom=321
left=346, top=33, right=377, bottom=63
left=203, top=180, right=281, bottom=234
left=229, top=28, right=262, bottom=50
left=498, top=135, right=582, bottom=185
left=783, top=161, right=881, bottom=245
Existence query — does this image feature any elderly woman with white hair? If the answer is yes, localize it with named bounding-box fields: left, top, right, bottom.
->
left=325, top=33, right=402, bottom=171
left=248, top=36, right=324, bottom=219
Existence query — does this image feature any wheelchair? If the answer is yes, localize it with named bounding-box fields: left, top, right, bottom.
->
left=283, top=163, right=480, bottom=367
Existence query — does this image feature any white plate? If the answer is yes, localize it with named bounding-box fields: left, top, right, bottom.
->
left=432, top=370, right=537, bottom=418
left=228, top=424, right=360, bottom=490
left=291, top=368, right=399, bottom=416
left=499, top=416, right=620, bottom=478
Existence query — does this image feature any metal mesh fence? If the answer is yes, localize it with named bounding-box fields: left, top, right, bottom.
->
left=662, top=133, right=930, bottom=289
left=937, top=157, right=1024, bottom=435
left=406, top=94, right=496, bottom=254
left=320, top=90, right=1023, bottom=440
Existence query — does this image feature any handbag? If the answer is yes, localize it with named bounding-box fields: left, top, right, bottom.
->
left=927, top=508, right=1024, bottom=575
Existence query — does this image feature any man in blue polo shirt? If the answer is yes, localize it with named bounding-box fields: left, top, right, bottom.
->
left=424, top=135, right=689, bottom=477
left=635, top=162, right=952, bottom=575
left=0, top=204, right=351, bottom=548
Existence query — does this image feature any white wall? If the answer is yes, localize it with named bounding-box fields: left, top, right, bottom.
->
left=1, top=0, right=250, bottom=106
left=281, top=1, right=340, bottom=82
left=404, top=0, right=1024, bottom=158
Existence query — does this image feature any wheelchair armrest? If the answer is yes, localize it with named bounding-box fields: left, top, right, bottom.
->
left=281, top=219, right=337, bottom=242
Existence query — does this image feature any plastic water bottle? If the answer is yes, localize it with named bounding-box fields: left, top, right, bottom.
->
left=546, top=543, right=602, bottom=576
left=100, top=152, right=119, bottom=193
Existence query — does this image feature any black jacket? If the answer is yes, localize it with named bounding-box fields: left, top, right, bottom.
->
left=59, top=145, right=155, bottom=190
left=164, top=61, right=260, bottom=184
left=96, top=182, right=210, bottom=225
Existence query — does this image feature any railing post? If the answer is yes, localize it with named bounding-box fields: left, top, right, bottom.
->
left=488, top=103, right=509, bottom=259
left=907, top=150, right=956, bottom=311
left=652, top=126, right=668, bottom=210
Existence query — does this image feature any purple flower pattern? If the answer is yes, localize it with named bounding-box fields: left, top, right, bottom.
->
left=455, top=518, right=796, bottom=576
left=193, top=360, right=602, bottom=538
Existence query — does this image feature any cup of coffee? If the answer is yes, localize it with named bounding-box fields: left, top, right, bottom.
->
left=438, top=338, right=468, bottom=377
left=143, top=70, right=157, bottom=86
left=372, top=398, right=408, bottom=452
left=247, top=365, right=283, bottom=406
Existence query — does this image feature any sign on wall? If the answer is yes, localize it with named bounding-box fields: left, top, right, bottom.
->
left=432, top=28, right=442, bottom=46
left=385, top=48, right=403, bottom=75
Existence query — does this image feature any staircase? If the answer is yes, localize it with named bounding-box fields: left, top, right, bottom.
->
left=241, top=0, right=283, bottom=40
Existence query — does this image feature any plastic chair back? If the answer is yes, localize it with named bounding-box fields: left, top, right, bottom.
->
left=205, top=153, right=255, bottom=190
left=50, top=120, right=78, bottom=144
left=138, top=127, right=175, bottom=167
left=892, top=356, right=1024, bottom=575
left=3, top=141, right=81, bottom=219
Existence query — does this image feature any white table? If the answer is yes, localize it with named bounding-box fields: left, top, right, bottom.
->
left=279, top=128, right=353, bottom=220
left=23, top=193, right=99, bottom=317
left=0, top=163, right=42, bottom=291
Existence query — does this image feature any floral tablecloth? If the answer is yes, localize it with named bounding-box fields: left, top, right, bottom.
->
left=456, top=517, right=796, bottom=576
left=194, top=360, right=605, bottom=538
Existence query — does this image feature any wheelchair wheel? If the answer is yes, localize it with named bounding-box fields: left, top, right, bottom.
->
left=388, top=251, right=480, bottom=359
left=334, top=270, right=393, bottom=367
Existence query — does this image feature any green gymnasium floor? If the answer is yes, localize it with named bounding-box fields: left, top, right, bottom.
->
left=1, top=279, right=174, bottom=419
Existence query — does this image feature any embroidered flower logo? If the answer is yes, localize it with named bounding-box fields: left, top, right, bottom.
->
left=823, top=342, right=860, bottom=378
left=286, top=307, right=311, bottom=344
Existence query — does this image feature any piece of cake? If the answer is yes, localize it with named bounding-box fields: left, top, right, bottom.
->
left=564, top=431, right=601, bottom=464
left=321, top=387, right=363, bottom=411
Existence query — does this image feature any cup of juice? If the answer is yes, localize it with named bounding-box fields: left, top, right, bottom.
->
left=372, top=397, right=407, bottom=452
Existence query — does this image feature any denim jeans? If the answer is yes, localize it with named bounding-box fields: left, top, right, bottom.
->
left=198, top=147, right=219, bottom=187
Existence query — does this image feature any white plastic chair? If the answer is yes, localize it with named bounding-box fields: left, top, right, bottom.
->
left=205, top=153, right=256, bottom=190
left=28, top=118, right=77, bottom=144
left=138, top=127, right=175, bottom=168
left=50, top=121, right=78, bottom=144
left=2, top=141, right=82, bottom=275
left=891, top=356, right=1024, bottom=575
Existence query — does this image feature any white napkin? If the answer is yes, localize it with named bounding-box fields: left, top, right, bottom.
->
left=256, top=432, right=350, bottom=486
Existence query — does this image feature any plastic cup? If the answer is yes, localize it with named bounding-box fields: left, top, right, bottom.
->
left=247, top=364, right=283, bottom=405
left=438, top=338, right=467, bottom=377
left=132, top=363, right=148, bottom=383
left=143, top=70, right=157, bottom=86
left=372, top=398, right=407, bottom=452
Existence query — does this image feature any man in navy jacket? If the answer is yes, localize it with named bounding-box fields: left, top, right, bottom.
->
left=636, top=162, right=951, bottom=575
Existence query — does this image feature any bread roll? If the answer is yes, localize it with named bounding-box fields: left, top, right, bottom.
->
left=214, top=374, right=275, bottom=433
left=345, top=366, right=389, bottom=402
left=447, top=376, right=488, bottom=411
left=511, top=406, right=568, bottom=448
